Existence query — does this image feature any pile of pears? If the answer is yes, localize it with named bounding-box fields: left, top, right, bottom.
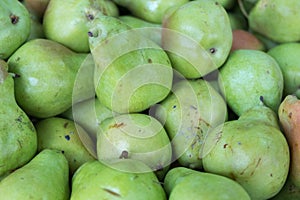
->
left=1, top=0, right=300, bottom=199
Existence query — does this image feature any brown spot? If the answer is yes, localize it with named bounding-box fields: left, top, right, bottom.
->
left=109, top=122, right=125, bottom=129
left=288, top=112, right=293, bottom=118
left=119, top=150, right=129, bottom=159
left=260, top=95, right=264, bottom=102
left=65, top=135, right=70, bottom=141
left=102, top=188, right=121, bottom=197
left=223, top=144, right=228, bottom=148
left=10, top=14, right=19, bottom=24
left=148, top=58, right=152, bottom=63
left=209, top=48, right=216, bottom=54
left=270, top=173, right=273, bottom=177
left=86, top=13, right=94, bottom=21
left=63, top=122, right=69, bottom=128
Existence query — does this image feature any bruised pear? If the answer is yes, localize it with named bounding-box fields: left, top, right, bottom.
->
left=162, top=0, right=232, bottom=78
left=155, top=79, right=227, bottom=169
left=278, top=95, right=300, bottom=188
left=97, top=113, right=172, bottom=176
left=0, top=60, right=37, bottom=177
left=0, top=0, right=31, bottom=59
left=202, top=105, right=290, bottom=199
left=89, top=15, right=173, bottom=113
left=70, top=159, right=166, bottom=200
left=231, top=29, right=265, bottom=52
left=219, top=49, right=283, bottom=116
left=248, top=0, right=300, bottom=43
left=164, top=167, right=250, bottom=200
left=268, top=43, right=300, bottom=98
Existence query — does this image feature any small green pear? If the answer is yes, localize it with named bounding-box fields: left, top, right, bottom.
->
left=248, top=0, right=300, bottom=43
left=0, top=60, right=37, bottom=177
left=89, top=15, right=173, bottom=113
left=164, top=167, right=251, bottom=200
left=155, top=79, right=227, bottom=169
left=35, top=117, right=95, bottom=174
left=7, top=39, right=89, bottom=118
left=43, top=0, right=119, bottom=53
left=0, top=0, right=31, bottom=59
left=97, top=113, right=172, bottom=176
left=112, top=0, right=189, bottom=23
left=202, top=108, right=290, bottom=200
left=268, top=42, right=300, bottom=98
left=0, top=149, right=70, bottom=200
left=219, top=49, right=283, bottom=116
left=162, top=0, right=232, bottom=78
left=71, top=159, right=167, bottom=200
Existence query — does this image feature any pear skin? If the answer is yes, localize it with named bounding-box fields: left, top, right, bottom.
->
left=278, top=95, right=300, bottom=188
left=231, top=29, right=265, bottom=52
left=0, top=61, right=37, bottom=177
left=0, top=149, right=70, bottom=200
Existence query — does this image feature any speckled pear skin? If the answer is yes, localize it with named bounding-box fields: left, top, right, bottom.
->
left=7, top=39, right=88, bottom=118
left=162, top=0, right=232, bottom=79
left=43, top=0, right=119, bottom=53
left=0, top=149, right=70, bottom=200
left=155, top=79, right=227, bottom=169
left=35, top=117, right=95, bottom=174
left=202, top=106, right=290, bottom=200
left=268, top=43, right=300, bottom=98
left=218, top=49, right=283, bottom=117
left=0, top=60, right=37, bottom=177
left=249, top=0, right=300, bottom=43
left=89, top=15, right=173, bottom=114
left=164, top=167, right=251, bottom=200
left=112, top=0, right=189, bottom=23
left=0, top=0, right=31, bottom=59
left=70, top=159, right=167, bottom=200
left=278, top=95, right=300, bottom=188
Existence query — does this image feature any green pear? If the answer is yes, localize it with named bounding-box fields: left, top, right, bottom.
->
left=0, top=0, right=31, bottom=59
left=7, top=39, right=90, bottom=118
left=112, top=0, right=189, bottom=23
left=216, top=0, right=236, bottom=9
left=0, top=60, right=37, bottom=177
left=271, top=177, right=300, bottom=200
left=119, top=15, right=162, bottom=45
left=97, top=113, right=172, bottom=177
left=227, top=11, right=248, bottom=30
left=202, top=107, right=290, bottom=200
left=35, top=117, right=95, bottom=174
left=268, top=43, right=300, bottom=98
left=27, top=11, right=45, bottom=41
left=162, top=0, right=232, bottom=79
left=155, top=79, right=227, bottom=169
left=219, top=49, right=283, bottom=116
left=61, top=97, right=115, bottom=141
left=89, top=15, right=173, bottom=113
left=248, top=0, right=300, bottom=43
left=43, top=0, right=119, bottom=53
left=23, top=0, right=50, bottom=20
left=70, top=159, right=167, bottom=200
left=164, top=167, right=251, bottom=200
left=0, top=149, right=70, bottom=200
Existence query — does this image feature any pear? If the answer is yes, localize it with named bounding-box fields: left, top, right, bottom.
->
left=154, top=79, right=227, bottom=169
left=0, top=149, right=70, bottom=200
left=231, top=29, right=265, bottom=52
left=0, top=0, right=31, bottom=59
left=268, top=42, right=300, bottom=98
left=248, top=0, right=300, bottom=43
left=35, top=117, right=95, bottom=174
left=162, top=0, right=232, bottom=79
left=7, top=39, right=90, bottom=118
left=278, top=95, right=300, bottom=188
left=89, top=15, right=173, bottom=113
left=227, top=11, right=248, bottom=30
left=202, top=105, right=290, bottom=199
left=43, top=0, right=119, bottom=53
left=164, top=167, right=251, bottom=200
left=61, top=97, right=115, bottom=141
left=216, top=0, right=236, bottom=9
left=27, top=11, right=45, bottom=41
left=97, top=113, right=172, bottom=177
left=70, top=159, right=167, bottom=200
left=218, top=49, right=283, bottom=116
left=23, top=0, right=50, bottom=20
left=112, top=0, right=189, bottom=23
left=271, top=177, right=300, bottom=200
left=0, top=60, right=37, bottom=177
